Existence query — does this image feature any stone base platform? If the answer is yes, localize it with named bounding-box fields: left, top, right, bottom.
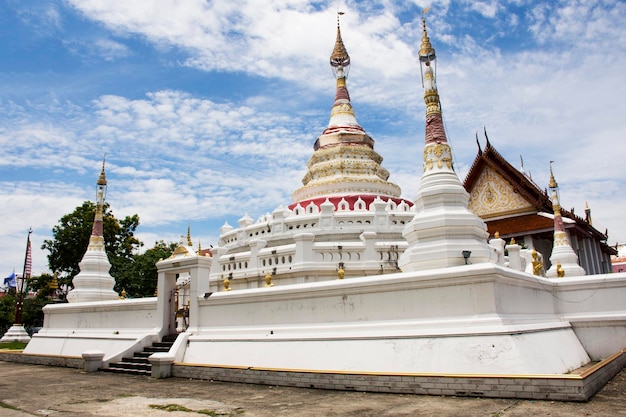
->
left=0, top=349, right=624, bottom=401
left=171, top=349, right=626, bottom=402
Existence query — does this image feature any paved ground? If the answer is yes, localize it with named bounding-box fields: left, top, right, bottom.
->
left=1, top=361, right=625, bottom=417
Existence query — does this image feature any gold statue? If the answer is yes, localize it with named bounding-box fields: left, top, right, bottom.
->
left=120, top=289, right=127, bottom=300
left=557, top=262, right=565, bottom=278
left=531, top=249, right=543, bottom=276
left=264, top=272, right=274, bottom=287
left=337, top=266, right=345, bottom=280
left=223, top=275, right=232, bottom=291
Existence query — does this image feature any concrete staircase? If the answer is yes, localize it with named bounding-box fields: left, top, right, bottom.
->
left=104, top=336, right=176, bottom=376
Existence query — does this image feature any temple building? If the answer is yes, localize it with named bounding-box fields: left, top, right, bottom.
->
left=464, top=136, right=615, bottom=274
left=205, top=16, right=415, bottom=291
left=21, top=14, right=626, bottom=401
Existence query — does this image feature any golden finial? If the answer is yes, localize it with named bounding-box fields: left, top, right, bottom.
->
left=548, top=161, right=558, bottom=189
left=419, top=10, right=436, bottom=63
left=97, top=154, right=107, bottom=186
left=510, top=237, right=516, bottom=245
left=187, top=225, right=192, bottom=246
left=264, top=271, right=274, bottom=287
left=556, top=262, right=565, bottom=278
left=120, top=289, right=127, bottom=299
left=197, top=240, right=202, bottom=254
left=330, top=11, right=350, bottom=69
left=223, top=275, right=232, bottom=291
left=494, top=231, right=500, bottom=239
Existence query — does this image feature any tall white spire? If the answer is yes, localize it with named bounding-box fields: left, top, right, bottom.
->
left=67, top=159, right=119, bottom=303
left=398, top=13, right=494, bottom=272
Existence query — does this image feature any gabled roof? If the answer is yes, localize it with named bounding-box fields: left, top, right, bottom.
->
left=464, top=136, right=550, bottom=211
left=463, top=135, right=614, bottom=255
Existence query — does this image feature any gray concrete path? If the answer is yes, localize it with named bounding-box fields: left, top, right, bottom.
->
left=1, top=361, right=625, bottom=416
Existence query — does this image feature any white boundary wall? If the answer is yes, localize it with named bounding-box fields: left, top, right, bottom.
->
left=21, top=262, right=626, bottom=376
left=182, top=264, right=594, bottom=375
left=24, top=297, right=160, bottom=365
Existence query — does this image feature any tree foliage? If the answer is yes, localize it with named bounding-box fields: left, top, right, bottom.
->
left=115, top=241, right=177, bottom=297
left=0, top=293, right=51, bottom=335
left=41, top=201, right=141, bottom=297
left=41, top=202, right=178, bottom=299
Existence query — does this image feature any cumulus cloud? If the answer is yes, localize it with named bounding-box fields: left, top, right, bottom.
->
left=1, top=0, right=625, bottom=275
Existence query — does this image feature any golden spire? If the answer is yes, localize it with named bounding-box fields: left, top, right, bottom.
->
left=97, top=155, right=107, bottom=187
left=187, top=225, right=192, bottom=246
left=419, top=13, right=447, bottom=147
left=330, top=12, right=350, bottom=71
left=548, top=161, right=558, bottom=189
left=419, top=10, right=436, bottom=63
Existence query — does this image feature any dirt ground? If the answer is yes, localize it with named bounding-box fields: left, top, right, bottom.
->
left=1, top=361, right=625, bottom=417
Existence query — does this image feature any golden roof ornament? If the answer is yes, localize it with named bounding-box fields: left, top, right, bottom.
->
left=330, top=12, right=350, bottom=70
left=548, top=161, right=558, bottom=189
left=187, top=225, right=193, bottom=246
left=419, top=9, right=436, bottom=63
left=97, top=155, right=107, bottom=186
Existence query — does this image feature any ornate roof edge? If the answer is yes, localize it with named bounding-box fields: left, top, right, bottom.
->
left=464, top=136, right=613, bottom=251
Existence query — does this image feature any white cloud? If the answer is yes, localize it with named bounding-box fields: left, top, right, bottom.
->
left=469, top=1, right=499, bottom=18
left=2, top=0, right=625, bottom=277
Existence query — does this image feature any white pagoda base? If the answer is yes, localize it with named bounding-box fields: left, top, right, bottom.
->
left=546, top=245, right=586, bottom=278
left=0, top=324, right=31, bottom=343
left=399, top=170, right=495, bottom=272
left=67, top=246, right=119, bottom=303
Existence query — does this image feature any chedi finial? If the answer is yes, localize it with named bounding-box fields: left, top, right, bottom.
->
left=330, top=11, right=350, bottom=76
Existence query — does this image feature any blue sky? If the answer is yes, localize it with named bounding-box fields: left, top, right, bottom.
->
left=1, top=0, right=625, bottom=276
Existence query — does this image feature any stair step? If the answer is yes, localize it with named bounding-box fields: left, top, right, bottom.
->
left=103, top=367, right=151, bottom=376
left=152, top=342, right=174, bottom=349
left=100, top=336, right=178, bottom=377
left=121, top=357, right=149, bottom=364
left=144, top=346, right=170, bottom=353
left=162, top=334, right=178, bottom=343
left=109, top=362, right=151, bottom=371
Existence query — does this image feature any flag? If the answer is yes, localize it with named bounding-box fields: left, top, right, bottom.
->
left=24, top=231, right=32, bottom=279
left=3, top=272, right=16, bottom=288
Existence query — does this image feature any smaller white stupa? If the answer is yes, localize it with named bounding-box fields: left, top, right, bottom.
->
left=545, top=163, right=586, bottom=278
left=66, top=160, right=119, bottom=302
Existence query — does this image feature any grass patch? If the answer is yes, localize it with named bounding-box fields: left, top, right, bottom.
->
left=0, top=341, right=28, bottom=350
left=197, top=410, right=230, bottom=416
left=150, top=404, right=193, bottom=412
left=149, top=404, right=242, bottom=415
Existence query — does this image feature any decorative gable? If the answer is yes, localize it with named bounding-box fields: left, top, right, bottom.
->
left=468, top=165, right=534, bottom=219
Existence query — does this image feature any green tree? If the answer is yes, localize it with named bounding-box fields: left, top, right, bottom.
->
left=115, top=241, right=177, bottom=297
left=22, top=296, right=52, bottom=331
left=0, top=294, right=16, bottom=335
left=41, top=201, right=142, bottom=296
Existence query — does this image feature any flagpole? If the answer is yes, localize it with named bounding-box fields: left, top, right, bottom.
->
left=0, top=228, right=32, bottom=342
left=14, top=228, right=32, bottom=326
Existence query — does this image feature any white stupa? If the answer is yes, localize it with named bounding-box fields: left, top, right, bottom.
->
left=545, top=163, right=586, bottom=278
left=66, top=161, right=119, bottom=303
left=398, top=18, right=495, bottom=271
